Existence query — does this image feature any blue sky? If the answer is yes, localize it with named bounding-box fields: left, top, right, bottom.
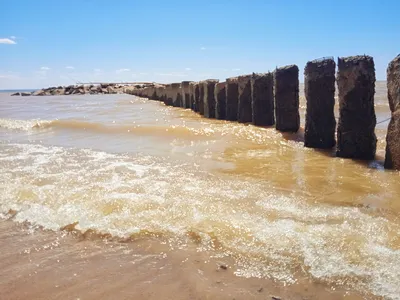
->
left=1, top=0, right=399, bottom=89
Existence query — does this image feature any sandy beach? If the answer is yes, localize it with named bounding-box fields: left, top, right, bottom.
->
left=0, top=219, right=372, bottom=300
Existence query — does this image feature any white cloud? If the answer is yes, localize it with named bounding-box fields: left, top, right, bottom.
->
left=94, top=68, right=102, bottom=72
left=116, top=68, right=130, bottom=74
left=200, top=47, right=206, bottom=50
left=0, top=38, right=16, bottom=45
left=139, top=72, right=148, bottom=75
left=65, top=66, right=74, bottom=69
left=185, top=68, right=191, bottom=71
left=10, top=36, right=16, bottom=40
left=232, top=68, right=241, bottom=71
left=41, top=66, right=50, bottom=70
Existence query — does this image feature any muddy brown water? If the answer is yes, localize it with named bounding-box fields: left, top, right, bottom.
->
left=0, top=82, right=398, bottom=299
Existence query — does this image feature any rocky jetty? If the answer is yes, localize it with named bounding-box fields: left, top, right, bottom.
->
left=11, top=92, right=32, bottom=96
left=12, top=83, right=152, bottom=96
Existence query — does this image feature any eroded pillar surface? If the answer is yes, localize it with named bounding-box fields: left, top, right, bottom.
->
left=385, top=54, right=400, bottom=169
left=215, top=82, right=226, bottom=120
left=251, top=72, right=274, bottom=126
left=226, top=77, right=239, bottom=121
left=304, top=58, right=336, bottom=148
left=336, top=55, right=376, bottom=159
left=238, top=75, right=252, bottom=123
left=274, top=65, right=300, bottom=132
left=203, top=79, right=219, bottom=118
left=198, top=82, right=205, bottom=115
left=181, top=81, right=192, bottom=108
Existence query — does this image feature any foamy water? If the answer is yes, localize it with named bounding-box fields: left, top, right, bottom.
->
left=0, top=83, right=399, bottom=299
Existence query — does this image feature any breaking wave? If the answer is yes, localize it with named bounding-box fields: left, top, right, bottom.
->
left=0, top=118, right=205, bottom=138
left=0, top=142, right=399, bottom=299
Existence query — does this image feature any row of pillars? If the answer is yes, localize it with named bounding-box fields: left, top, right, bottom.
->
left=130, top=54, right=400, bottom=170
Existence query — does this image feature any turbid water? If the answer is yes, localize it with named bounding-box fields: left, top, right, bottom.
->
left=0, top=82, right=399, bottom=300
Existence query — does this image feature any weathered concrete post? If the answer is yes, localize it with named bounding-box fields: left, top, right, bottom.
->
left=198, top=82, right=205, bottom=115
left=336, top=55, right=376, bottom=159
left=181, top=81, right=192, bottom=108
left=304, top=58, right=336, bottom=148
left=203, top=79, right=219, bottom=118
left=171, top=83, right=182, bottom=107
left=385, top=54, right=400, bottom=169
left=151, top=87, right=157, bottom=100
left=189, top=82, right=196, bottom=111
left=188, top=82, right=193, bottom=109
left=226, top=77, right=239, bottom=121
left=159, top=86, right=166, bottom=103
left=193, top=83, right=200, bottom=112
left=155, top=86, right=164, bottom=101
left=149, top=87, right=156, bottom=100
left=164, top=84, right=174, bottom=106
left=237, top=75, right=252, bottom=123
left=215, top=82, right=226, bottom=120
left=163, top=86, right=169, bottom=103
left=274, top=65, right=300, bottom=132
left=251, top=72, right=274, bottom=126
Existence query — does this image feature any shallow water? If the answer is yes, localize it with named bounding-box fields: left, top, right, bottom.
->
left=0, top=82, right=399, bottom=299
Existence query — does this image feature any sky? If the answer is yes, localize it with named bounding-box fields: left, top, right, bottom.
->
left=1, top=0, right=399, bottom=89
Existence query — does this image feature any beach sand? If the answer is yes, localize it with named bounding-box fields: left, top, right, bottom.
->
left=0, top=219, right=373, bottom=300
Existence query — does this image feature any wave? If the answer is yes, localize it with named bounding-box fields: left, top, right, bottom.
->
left=0, top=118, right=205, bottom=138
left=1, top=142, right=400, bottom=299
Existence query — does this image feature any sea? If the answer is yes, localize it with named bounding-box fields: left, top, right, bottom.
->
left=0, top=82, right=399, bottom=300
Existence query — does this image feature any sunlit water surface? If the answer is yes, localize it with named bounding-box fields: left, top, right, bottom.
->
left=0, top=82, right=399, bottom=299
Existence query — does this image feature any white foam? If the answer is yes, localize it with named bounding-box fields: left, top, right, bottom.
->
left=0, top=142, right=399, bottom=299
left=0, top=118, right=53, bottom=131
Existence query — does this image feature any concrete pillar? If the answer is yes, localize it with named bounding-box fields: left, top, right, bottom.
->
left=149, top=87, right=156, bottom=99
left=336, top=55, right=376, bottom=159
left=251, top=72, right=274, bottom=126
left=203, top=79, right=219, bottom=118
left=274, top=65, right=300, bottom=132
left=171, top=83, right=182, bottom=107
left=155, top=86, right=164, bottom=101
left=226, top=77, right=239, bottom=121
left=193, top=83, right=200, bottom=112
left=199, top=82, right=205, bottom=115
left=385, top=54, right=400, bottom=169
left=188, top=82, right=194, bottom=110
left=158, top=86, right=165, bottom=102
left=237, top=75, right=252, bottom=123
left=181, top=81, right=192, bottom=108
left=304, top=58, right=336, bottom=148
left=164, top=84, right=174, bottom=106
left=215, top=82, right=226, bottom=120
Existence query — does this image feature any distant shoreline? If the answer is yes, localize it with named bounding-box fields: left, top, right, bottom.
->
left=0, top=80, right=389, bottom=94
left=0, top=89, right=38, bottom=93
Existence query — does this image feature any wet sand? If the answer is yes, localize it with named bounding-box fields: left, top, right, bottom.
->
left=0, top=219, right=373, bottom=300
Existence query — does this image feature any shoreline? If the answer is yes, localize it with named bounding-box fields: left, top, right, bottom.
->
left=0, top=218, right=376, bottom=300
